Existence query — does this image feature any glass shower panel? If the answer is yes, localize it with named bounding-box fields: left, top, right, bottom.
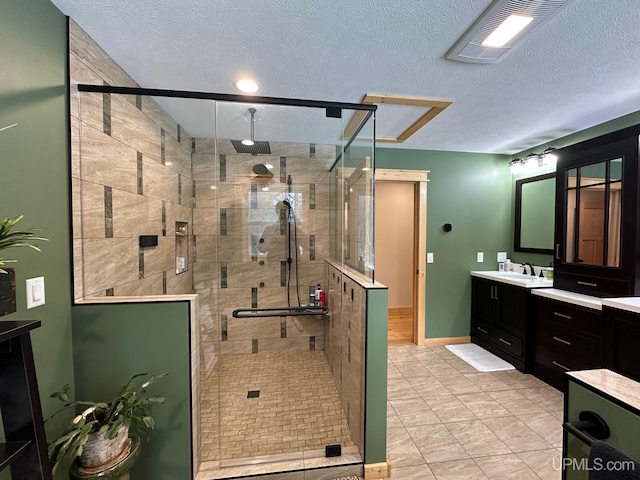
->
left=210, top=100, right=353, bottom=465
left=340, top=111, right=375, bottom=281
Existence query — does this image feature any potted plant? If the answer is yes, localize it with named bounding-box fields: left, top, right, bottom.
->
left=0, top=213, right=48, bottom=274
left=0, top=213, right=47, bottom=316
left=46, top=373, right=167, bottom=475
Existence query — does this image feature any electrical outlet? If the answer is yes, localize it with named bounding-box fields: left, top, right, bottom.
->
left=477, top=252, right=484, bottom=262
left=427, top=253, right=434, bottom=263
left=497, top=252, right=507, bottom=262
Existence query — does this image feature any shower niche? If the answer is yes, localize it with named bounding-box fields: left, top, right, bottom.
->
left=175, top=221, right=188, bottom=275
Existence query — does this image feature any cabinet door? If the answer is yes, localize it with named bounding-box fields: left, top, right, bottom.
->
left=496, top=283, right=525, bottom=333
left=472, top=278, right=496, bottom=323
left=605, top=309, right=640, bottom=382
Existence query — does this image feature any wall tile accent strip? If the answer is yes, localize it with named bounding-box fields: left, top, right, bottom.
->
left=280, top=156, right=286, bottom=183
left=220, top=154, right=226, bottom=182
left=162, top=201, right=166, bottom=236
left=280, top=261, right=287, bottom=287
left=309, top=143, right=316, bottom=158
left=219, top=209, right=227, bottom=235
left=280, top=318, right=287, bottom=338
left=138, top=250, right=144, bottom=279
left=310, top=183, right=316, bottom=210
left=250, top=235, right=259, bottom=262
left=251, top=287, right=258, bottom=308
left=136, top=94, right=142, bottom=111
left=192, top=181, right=196, bottom=208
left=106, top=288, right=114, bottom=296
left=220, top=262, right=227, bottom=289
left=160, top=128, right=166, bottom=165
left=104, top=186, right=113, bottom=238
left=137, top=152, right=143, bottom=195
left=162, top=272, right=167, bottom=294
left=250, top=184, right=257, bottom=210
left=177, top=124, right=181, bottom=143
left=309, top=235, right=316, bottom=261
left=191, top=138, right=195, bottom=153
left=252, top=339, right=258, bottom=353
left=192, top=235, right=197, bottom=263
left=178, top=174, right=182, bottom=204
left=221, top=314, right=228, bottom=341
left=102, top=88, right=111, bottom=136
left=310, top=336, right=316, bottom=350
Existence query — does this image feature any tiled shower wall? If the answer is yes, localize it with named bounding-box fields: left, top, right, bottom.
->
left=70, top=20, right=194, bottom=300
left=192, top=139, right=335, bottom=372
left=325, top=262, right=366, bottom=456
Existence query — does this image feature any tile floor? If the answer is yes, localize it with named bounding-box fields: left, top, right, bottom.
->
left=200, top=351, right=354, bottom=462
left=385, top=344, right=564, bottom=479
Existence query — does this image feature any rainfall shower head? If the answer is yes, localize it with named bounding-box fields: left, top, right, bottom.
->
left=232, top=107, right=271, bottom=155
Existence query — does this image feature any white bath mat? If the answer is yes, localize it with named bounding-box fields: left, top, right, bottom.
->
left=445, top=343, right=515, bottom=372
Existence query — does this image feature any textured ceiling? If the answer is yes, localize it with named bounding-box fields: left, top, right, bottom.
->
left=50, top=0, right=640, bottom=154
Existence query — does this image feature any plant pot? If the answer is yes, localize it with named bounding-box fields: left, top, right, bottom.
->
left=0, top=267, right=16, bottom=317
left=70, top=434, right=141, bottom=480
left=79, top=425, right=131, bottom=472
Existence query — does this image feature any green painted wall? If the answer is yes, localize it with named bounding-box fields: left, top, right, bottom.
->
left=0, top=0, right=74, bottom=439
left=365, top=288, right=388, bottom=464
left=71, top=302, right=192, bottom=480
left=375, top=148, right=511, bottom=339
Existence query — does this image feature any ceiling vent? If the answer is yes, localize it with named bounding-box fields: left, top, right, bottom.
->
left=446, top=0, right=576, bottom=64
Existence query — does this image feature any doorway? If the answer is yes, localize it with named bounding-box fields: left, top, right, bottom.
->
left=375, top=169, right=428, bottom=345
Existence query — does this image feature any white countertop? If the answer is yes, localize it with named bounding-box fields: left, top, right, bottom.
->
left=531, top=288, right=603, bottom=310
left=568, top=369, right=640, bottom=412
left=601, top=297, right=640, bottom=314
left=471, top=270, right=553, bottom=289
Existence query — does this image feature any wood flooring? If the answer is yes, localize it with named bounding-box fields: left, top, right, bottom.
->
left=388, top=307, right=414, bottom=346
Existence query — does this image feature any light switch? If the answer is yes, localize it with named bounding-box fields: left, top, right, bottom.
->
left=477, top=252, right=484, bottom=262
left=427, top=253, right=434, bottom=263
left=26, top=277, right=45, bottom=309
left=497, top=252, right=507, bottom=262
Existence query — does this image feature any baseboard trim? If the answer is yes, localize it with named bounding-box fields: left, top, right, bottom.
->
left=424, top=336, right=470, bottom=346
left=364, top=460, right=391, bottom=479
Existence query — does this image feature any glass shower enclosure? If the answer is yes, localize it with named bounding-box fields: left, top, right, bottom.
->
left=73, top=85, right=375, bottom=476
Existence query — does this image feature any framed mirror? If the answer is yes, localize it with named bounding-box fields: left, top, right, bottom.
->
left=515, top=172, right=555, bottom=254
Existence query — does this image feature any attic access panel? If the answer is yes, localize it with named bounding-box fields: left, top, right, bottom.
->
left=344, top=93, right=452, bottom=143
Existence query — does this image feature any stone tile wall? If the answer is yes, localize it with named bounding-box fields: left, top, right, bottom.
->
left=70, top=20, right=194, bottom=301
left=192, top=139, right=335, bottom=370
left=325, top=263, right=366, bottom=456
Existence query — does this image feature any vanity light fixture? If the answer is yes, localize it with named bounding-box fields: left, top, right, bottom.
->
left=234, top=78, right=259, bottom=93
left=509, top=147, right=557, bottom=174
left=241, top=108, right=257, bottom=146
left=446, top=0, right=576, bottom=64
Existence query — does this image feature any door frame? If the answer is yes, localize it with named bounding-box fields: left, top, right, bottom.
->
left=375, top=169, right=428, bottom=345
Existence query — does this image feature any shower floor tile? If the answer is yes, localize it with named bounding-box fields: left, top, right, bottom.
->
left=200, top=350, right=355, bottom=462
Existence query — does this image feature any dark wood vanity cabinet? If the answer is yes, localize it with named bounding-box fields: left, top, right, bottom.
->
left=471, top=277, right=529, bottom=371
left=533, top=297, right=604, bottom=391
left=553, top=124, right=640, bottom=297
left=603, top=307, right=640, bottom=382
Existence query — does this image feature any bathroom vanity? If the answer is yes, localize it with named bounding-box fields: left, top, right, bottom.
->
left=470, top=271, right=552, bottom=371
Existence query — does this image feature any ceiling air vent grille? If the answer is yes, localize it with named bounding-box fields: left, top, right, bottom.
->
left=446, top=0, right=575, bottom=64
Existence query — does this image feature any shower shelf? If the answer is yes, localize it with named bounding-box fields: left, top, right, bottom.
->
left=232, top=306, right=328, bottom=318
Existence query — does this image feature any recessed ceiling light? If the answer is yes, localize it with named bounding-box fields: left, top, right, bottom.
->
left=235, top=78, right=259, bottom=93
left=482, top=15, right=533, bottom=47
left=265, top=163, right=274, bottom=170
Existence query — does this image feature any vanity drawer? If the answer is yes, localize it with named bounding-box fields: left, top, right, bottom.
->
left=535, top=344, right=591, bottom=376
left=536, top=320, right=604, bottom=366
left=554, top=272, right=630, bottom=298
left=536, top=297, right=603, bottom=337
left=473, top=320, right=523, bottom=359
